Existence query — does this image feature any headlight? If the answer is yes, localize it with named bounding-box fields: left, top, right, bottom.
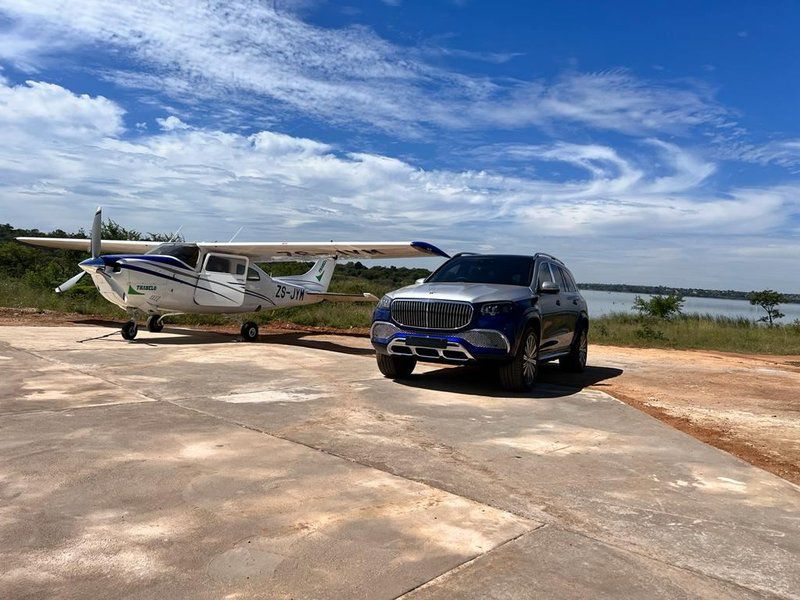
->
left=377, top=295, right=393, bottom=309
left=480, top=302, right=513, bottom=316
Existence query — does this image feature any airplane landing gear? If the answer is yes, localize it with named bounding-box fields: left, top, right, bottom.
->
left=121, top=320, right=138, bottom=341
left=241, top=321, right=259, bottom=342
left=146, top=315, right=164, bottom=333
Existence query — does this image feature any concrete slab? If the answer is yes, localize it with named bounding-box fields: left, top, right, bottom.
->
left=0, top=325, right=798, bottom=599
left=0, top=401, right=531, bottom=599
left=406, top=526, right=762, bottom=599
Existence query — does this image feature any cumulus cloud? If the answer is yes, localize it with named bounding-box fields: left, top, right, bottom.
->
left=0, top=0, right=731, bottom=137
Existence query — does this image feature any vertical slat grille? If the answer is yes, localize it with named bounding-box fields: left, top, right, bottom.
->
left=390, top=300, right=472, bottom=330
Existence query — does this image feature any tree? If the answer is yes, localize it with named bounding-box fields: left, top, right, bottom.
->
left=747, top=290, right=786, bottom=326
left=632, top=294, right=684, bottom=319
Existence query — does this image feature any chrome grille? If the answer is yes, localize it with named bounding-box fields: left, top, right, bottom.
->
left=390, top=299, right=473, bottom=330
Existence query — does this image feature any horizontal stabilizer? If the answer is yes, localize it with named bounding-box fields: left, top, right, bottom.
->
left=306, top=292, right=379, bottom=303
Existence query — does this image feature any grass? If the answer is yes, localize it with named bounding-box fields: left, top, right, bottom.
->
left=2, top=277, right=799, bottom=354
left=592, top=313, right=800, bottom=355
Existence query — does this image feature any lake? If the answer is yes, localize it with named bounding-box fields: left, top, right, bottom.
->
left=580, top=289, right=800, bottom=323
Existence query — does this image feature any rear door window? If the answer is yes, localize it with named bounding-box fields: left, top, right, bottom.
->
left=551, top=264, right=566, bottom=291
left=559, top=267, right=577, bottom=292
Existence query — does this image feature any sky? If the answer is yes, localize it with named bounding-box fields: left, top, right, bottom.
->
left=0, top=0, right=798, bottom=290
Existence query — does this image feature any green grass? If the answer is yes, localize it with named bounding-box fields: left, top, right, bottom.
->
left=592, top=313, right=800, bottom=354
left=2, top=277, right=799, bottom=354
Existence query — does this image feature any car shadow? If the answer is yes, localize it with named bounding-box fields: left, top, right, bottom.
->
left=394, top=362, right=623, bottom=398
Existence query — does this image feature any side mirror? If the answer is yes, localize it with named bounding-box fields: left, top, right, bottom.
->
left=539, top=281, right=560, bottom=294
left=415, top=277, right=426, bottom=284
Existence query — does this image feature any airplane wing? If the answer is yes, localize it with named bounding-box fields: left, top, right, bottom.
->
left=16, top=237, right=161, bottom=254
left=195, top=241, right=449, bottom=261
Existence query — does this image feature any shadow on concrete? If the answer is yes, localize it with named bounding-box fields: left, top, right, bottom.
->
left=395, top=363, right=623, bottom=398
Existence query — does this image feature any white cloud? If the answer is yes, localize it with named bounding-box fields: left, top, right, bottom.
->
left=1, top=76, right=798, bottom=290
left=0, top=79, right=124, bottom=139
left=155, top=115, right=190, bottom=131
left=0, top=1, right=731, bottom=137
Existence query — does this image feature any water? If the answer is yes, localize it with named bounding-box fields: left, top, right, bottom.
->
left=580, top=289, right=800, bottom=323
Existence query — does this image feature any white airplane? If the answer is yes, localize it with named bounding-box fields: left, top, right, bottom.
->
left=17, top=208, right=448, bottom=341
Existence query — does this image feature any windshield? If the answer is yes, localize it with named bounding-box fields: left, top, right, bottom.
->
left=147, top=243, right=200, bottom=268
left=427, top=255, right=534, bottom=286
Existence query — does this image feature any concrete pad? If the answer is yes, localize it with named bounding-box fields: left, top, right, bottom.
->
left=0, top=401, right=532, bottom=599
left=0, top=339, right=153, bottom=413
left=0, top=325, right=798, bottom=598
left=406, top=526, right=762, bottom=599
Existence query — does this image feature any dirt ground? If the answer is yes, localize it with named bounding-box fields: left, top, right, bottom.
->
left=2, top=307, right=798, bottom=486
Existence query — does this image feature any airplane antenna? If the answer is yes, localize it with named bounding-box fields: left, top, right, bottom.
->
left=168, top=225, right=183, bottom=243
left=228, top=227, right=244, bottom=243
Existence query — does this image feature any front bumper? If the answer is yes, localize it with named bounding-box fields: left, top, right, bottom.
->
left=370, top=321, right=511, bottom=363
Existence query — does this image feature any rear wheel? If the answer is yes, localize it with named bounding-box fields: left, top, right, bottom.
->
left=499, top=328, right=539, bottom=392
left=376, top=353, right=416, bottom=379
left=146, top=315, right=164, bottom=333
left=121, top=320, right=138, bottom=341
left=241, top=321, right=259, bottom=342
left=560, top=324, right=588, bottom=372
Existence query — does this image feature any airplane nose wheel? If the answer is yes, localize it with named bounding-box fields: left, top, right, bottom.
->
left=121, top=320, right=138, bottom=341
left=146, top=315, right=164, bottom=333
left=241, top=321, right=259, bottom=342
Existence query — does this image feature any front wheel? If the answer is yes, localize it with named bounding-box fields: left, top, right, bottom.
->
left=560, top=325, right=588, bottom=373
left=376, top=353, right=416, bottom=379
left=241, top=321, right=259, bottom=342
left=121, top=320, right=138, bottom=341
left=499, top=328, right=539, bottom=392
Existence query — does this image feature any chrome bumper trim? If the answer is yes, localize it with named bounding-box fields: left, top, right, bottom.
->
left=387, top=338, right=475, bottom=362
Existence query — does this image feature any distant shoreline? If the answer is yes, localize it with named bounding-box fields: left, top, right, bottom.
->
left=577, top=283, right=800, bottom=305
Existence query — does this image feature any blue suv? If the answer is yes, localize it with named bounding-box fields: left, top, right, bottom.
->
left=371, top=253, right=589, bottom=391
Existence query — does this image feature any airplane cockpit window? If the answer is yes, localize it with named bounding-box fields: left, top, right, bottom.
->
left=247, top=267, right=261, bottom=281
left=148, top=243, right=200, bottom=268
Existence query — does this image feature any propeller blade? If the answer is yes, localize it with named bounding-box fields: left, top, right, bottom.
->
left=55, top=271, right=85, bottom=293
left=91, top=206, right=102, bottom=259
left=99, top=270, right=126, bottom=301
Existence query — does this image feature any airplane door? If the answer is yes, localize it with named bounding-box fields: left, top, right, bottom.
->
left=194, top=253, right=248, bottom=307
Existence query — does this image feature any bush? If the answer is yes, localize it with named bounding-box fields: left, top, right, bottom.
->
left=632, top=294, right=684, bottom=319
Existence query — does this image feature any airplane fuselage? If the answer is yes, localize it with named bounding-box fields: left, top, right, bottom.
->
left=88, top=253, right=319, bottom=316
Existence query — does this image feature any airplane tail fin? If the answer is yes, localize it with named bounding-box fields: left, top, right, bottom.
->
left=278, top=257, right=336, bottom=292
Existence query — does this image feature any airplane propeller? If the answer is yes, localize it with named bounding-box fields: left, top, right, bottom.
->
left=55, top=207, right=126, bottom=300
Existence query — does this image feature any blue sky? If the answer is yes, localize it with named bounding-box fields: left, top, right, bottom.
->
left=0, top=0, right=798, bottom=290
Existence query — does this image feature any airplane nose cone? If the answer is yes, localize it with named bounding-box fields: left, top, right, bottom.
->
left=79, top=257, right=105, bottom=272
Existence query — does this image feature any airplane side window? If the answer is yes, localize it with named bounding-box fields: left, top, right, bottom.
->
left=235, top=262, right=246, bottom=276
left=247, top=268, right=261, bottom=281
left=206, top=256, right=230, bottom=272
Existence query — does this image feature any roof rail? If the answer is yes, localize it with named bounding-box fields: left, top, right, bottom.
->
left=452, top=251, right=481, bottom=257
left=534, top=252, right=564, bottom=265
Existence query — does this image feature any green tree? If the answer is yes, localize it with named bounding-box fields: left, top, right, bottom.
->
left=747, top=290, right=786, bottom=326
left=632, top=294, right=684, bottom=319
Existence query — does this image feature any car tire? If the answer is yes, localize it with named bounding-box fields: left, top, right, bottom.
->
left=241, top=321, right=259, bottom=342
left=499, top=327, right=539, bottom=392
left=376, top=353, right=417, bottom=378
left=560, top=323, right=588, bottom=372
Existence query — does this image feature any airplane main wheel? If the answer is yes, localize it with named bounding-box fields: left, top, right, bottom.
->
left=121, top=321, right=138, bottom=341
left=241, top=321, right=259, bottom=342
left=146, top=316, right=164, bottom=333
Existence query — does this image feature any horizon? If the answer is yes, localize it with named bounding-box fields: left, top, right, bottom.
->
left=1, top=1, right=798, bottom=290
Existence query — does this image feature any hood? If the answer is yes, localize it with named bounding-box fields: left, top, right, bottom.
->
left=389, top=282, right=532, bottom=304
